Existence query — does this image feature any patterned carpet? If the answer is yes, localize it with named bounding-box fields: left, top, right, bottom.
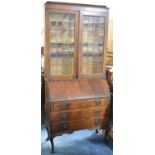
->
left=41, top=126, right=113, bottom=155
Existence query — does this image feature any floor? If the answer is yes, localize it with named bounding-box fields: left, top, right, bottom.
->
left=41, top=125, right=113, bottom=155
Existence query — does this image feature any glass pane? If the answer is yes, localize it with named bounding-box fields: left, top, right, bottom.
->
left=49, top=13, right=75, bottom=76
left=81, top=15, right=105, bottom=75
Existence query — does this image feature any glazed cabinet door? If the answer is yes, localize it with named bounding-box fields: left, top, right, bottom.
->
left=45, top=9, right=79, bottom=80
left=78, top=11, right=108, bottom=79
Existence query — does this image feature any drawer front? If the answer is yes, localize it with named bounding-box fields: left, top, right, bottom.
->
left=50, top=98, right=109, bottom=112
left=51, top=117, right=108, bottom=133
left=51, top=107, right=108, bottom=122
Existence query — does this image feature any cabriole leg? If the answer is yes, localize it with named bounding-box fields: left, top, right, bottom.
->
left=45, top=125, right=50, bottom=141
left=104, top=128, right=109, bottom=144
left=50, top=136, right=54, bottom=153
left=95, top=129, right=99, bottom=133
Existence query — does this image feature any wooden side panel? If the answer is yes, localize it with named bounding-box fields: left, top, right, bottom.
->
left=44, top=82, right=50, bottom=125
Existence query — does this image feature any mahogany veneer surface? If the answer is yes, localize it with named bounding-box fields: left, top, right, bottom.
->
left=47, top=79, right=110, bottom=102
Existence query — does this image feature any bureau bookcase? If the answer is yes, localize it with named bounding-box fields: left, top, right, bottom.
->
left=44, top=2, right=110, bottom=153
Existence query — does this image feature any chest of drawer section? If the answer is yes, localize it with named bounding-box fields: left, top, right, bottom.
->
left=50, top=98, right=109, bottom=132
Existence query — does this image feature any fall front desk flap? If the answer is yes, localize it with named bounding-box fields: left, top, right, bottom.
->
left=47, top=79, right=110, bottom=102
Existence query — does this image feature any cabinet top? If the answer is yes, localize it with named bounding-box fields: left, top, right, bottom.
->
left=45, top=1, right=109, bottom=10
left=47, top=79, right=110, bottom=102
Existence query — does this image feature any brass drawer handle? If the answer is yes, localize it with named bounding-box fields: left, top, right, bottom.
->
left=62, top=124, right=67, bottom=129
left=96, top=110, right=100, bottom=116
left=62, top=103, right=69, bottom=110
left=61, top=113, right=69, bottom=120
left=61, top=123, right=69, bottom=130
left=58, top=123, right=69, bottom=131
left=96, top=100, right=100, bottom=106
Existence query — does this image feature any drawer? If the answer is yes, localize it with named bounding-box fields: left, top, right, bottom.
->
left=50, top=98, right=109, bottom=112
left=51, top=117, right=108, bottom=133
left=51, top=107, right=108, bottom=122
